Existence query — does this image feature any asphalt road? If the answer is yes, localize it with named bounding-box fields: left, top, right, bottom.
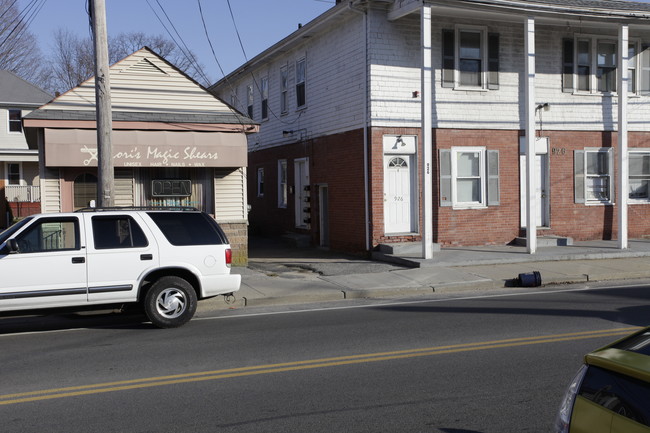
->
left=2, top=280, right=650, bottom=433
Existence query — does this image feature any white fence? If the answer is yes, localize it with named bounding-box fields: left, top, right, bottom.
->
left=5, top=185, right=40, bottom=202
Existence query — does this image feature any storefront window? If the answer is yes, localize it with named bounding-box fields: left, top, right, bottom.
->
left=73, top=173, right=97, bottom=210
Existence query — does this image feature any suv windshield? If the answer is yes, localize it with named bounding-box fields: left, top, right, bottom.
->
left=0, top=217, right=33, bottom=245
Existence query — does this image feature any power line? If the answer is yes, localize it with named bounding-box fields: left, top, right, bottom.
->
left=0, top=0, right=46, bottom=51
left=225, top=0, right=247, bottom=61
left=221, top=0, right=304, bottom=126
left=144, top=0, right=211, bottom=86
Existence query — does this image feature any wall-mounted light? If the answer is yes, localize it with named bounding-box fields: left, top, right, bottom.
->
left=282, top=129, right=307, bottom=139
left=535, top=103, right=550, bottom=136
left=412, top=90, right=419, bottom=98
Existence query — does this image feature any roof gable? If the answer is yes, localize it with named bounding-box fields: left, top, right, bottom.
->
left=40, top=47, right=235, bottom=117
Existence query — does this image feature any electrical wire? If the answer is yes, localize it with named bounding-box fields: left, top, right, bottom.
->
left=0, top=0, right=21, bottom=22
left=144, top=0, right=211, bottom=86
left=0, top=0, right=46, bottom=52
left=222, top=0, right=304, bottom=126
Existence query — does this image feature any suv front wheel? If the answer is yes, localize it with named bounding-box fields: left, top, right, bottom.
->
left=144, top=276, right=198, bottom=328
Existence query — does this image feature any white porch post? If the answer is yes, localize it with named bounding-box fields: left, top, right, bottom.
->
left=421, top=5, right=433, bottom=259
left=525, top=17, right=537, bottom=254
left=618, top=24, right=629, bottom=250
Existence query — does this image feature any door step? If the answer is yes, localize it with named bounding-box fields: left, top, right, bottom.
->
left=513, top=235, right=573, bottom=247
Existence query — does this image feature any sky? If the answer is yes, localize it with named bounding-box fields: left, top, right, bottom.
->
left=21, top=0, right=334, bottom=85
left=20, top=0, right=650, bottom=86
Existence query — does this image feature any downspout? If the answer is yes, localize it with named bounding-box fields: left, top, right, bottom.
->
left=349, top=1, right=370, bottom=252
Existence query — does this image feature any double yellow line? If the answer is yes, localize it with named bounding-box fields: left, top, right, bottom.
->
left=0, top=327, right=639, bottom=406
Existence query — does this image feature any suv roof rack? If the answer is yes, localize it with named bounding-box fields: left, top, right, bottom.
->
left=75, top=206, right=199, bottom=212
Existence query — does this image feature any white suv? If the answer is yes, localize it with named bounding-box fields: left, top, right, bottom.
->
left=0, top=208, right=240, bottom=328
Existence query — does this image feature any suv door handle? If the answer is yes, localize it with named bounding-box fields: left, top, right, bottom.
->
left=72, top=257, right=85, bottom=264
left=140, top=254, right=153, bottom=261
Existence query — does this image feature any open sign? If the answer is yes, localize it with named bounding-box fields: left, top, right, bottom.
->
left=151, top=180, right=192, bottom=197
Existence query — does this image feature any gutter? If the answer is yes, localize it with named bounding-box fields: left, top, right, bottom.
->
left=445, top=0, right=650, bottom=21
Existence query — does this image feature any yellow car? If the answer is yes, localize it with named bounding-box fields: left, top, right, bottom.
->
left=555, top=327, right=650, bottom=433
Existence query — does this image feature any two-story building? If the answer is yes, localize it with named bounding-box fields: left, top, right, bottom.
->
left=211, top=0, right=650, bottom=256
left=0, top=70, right=52, bottom=229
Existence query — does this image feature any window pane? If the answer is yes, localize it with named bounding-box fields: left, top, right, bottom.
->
left=577, top=40, right=591, bottom=65
left=457, top=152, right=480, bottom=176
left=92, top=216, right=148, bottom=249
left=459, top=31, right=481, bottom=59
left=8, top=109, right=22, bottom=132
left=629, top=68, right=637, bottom=93
left=629, top=179, right=649, bottom=199
left=587, top=152, right=608, bottom=175
left=597, top=42, right=616, bottom=67
left=457, top=179, right=480, bottom=202
left=587, top=177, right=610, bottom=201
left=598, top=67, right=616, bottom=92
left=147, top=212, right=227, bottom=246
left=459, top=60, right=481, bottom=86
left=296, top=59, right=305, bottom=83
left=7, top=163, right=20, bottom=185
left=579, top=366, right=650, bottom=428
left=73, top=173, right=97, bottom=210
left=18, top=220, right=78, bottom=253
left=578, top=66, right=590, bottom=91
left=629, top=154, right=650, bottom=176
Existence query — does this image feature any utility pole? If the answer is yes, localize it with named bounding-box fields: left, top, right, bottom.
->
left=90, top=0, right=114, bottom=207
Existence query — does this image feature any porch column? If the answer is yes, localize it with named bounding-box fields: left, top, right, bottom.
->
left=524, top=17, right=537, bottom=254
left=421, top=5, right=433, bottom=259
left=618, top=24, right=629, bottom=249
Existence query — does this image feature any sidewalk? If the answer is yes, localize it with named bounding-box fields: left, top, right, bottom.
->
left=202, top=237, right=650, bottom=311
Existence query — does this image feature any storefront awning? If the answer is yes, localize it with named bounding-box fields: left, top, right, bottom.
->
left=44, top=128, right=247, bottom=168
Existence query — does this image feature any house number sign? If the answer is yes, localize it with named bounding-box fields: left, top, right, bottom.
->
left=551, top=147, right=566, bottom=156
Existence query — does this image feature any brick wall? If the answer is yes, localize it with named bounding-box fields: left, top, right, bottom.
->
left=248, top=129, right=368, bottom=254
left=219, top=222, right=248, bottom=266
left=433, top=129, right=522, bottom=246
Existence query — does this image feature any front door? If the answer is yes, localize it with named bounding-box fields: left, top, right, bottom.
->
left=520, top=153, right=549, bottom=227
left=0, top=215, right=88, bottom=310
left=384, top=155, right=413, bottom=233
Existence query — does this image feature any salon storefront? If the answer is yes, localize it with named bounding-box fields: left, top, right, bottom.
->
left=22, top=48, right=257, bottom=264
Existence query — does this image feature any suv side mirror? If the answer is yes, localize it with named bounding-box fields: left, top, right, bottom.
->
left=7, top=239, right=19, bottom=254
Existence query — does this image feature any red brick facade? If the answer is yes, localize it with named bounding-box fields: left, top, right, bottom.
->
left=248, top=127, right=650, bottom=254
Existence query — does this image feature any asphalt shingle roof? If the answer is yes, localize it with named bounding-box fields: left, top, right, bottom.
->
left=0, top=70, right=52, bottom=106
left=24, top=109, right=256, bottom=126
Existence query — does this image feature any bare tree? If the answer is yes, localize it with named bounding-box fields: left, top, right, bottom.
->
left=0, top=0, right=48, bottom=87
left=46, top=30, right=208, bottom=94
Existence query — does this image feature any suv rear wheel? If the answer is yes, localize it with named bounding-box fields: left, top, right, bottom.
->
left=144, top=276, right=197, bottom=328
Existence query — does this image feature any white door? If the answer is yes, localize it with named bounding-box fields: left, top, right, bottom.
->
left=384, top=155, right=412, bottom=233
left=520, top=154, right=548, bottom=227
left=83, top=213, right=158, bottom=304
left=0, top=215, right=88, bottom=311
left=294, top=158, right=310, bottom=228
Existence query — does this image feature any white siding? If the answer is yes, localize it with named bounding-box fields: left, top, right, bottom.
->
left=39, top=168, right=61, bottom=213
left=0, top=107, right=34, bottom=150
left=114, top=168, right=134, bottom=207
left=43, top=49, right=234, bottom=115
left=213, top=12, right=367, bottom=151
left=214, top=167, right=246, bottom=222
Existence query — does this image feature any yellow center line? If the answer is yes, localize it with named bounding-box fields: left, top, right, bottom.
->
left=0, top=326, right=639, bottom=405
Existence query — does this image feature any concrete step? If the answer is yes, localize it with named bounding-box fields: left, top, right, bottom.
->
left=376, top=242, right=441, bottom=255
left=513, top=235, right=573, bottom=247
